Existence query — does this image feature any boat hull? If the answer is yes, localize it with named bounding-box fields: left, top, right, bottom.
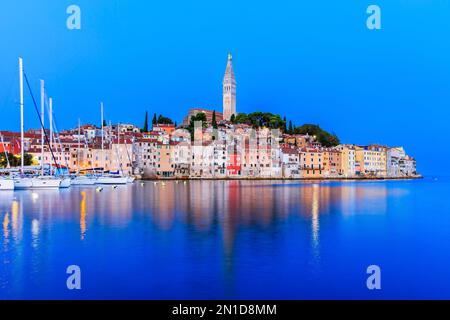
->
left=59, top=178, right=71, bottom=188
left=0, top=179, right=15, bottom=190
left=31, top=178, right=61, bottom=189
left=71, top=176, right=97, bottom=185
left=14, top=178, right=33, bottom=189
left=96, top=176, right=128, bottom=185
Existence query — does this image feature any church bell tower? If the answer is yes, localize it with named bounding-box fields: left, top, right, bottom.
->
left=223, top=53, right=236, bottom=121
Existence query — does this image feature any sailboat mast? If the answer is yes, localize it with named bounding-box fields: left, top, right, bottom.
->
left=49, top=97, right=53, bottom=175
left=117, top=123, right=122, bottom=175
left=101, top=102, right=104, bottom=172
left=40, top=79, right=45, bottom=176
left=19, top=57, right=25, bottom=174
left=77, top=118, right=81, bottom=173
left=49, top=97, right=53, bottom=151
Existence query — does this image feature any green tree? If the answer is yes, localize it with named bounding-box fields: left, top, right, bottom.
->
left=288, top=120, right=293, bottom=134
left=102, top=120, right=107, bottom=127
left=294, top=124, right=340, bottom=147
left=187, top=113, right=208, bottom=141
left=283, top=116, right=287, bottom=133
left=157, top=115, right=174, bottom=125
left=23, top=153, right=33, bottom=166
left=0, top=153, right=33, bottom=168
left=212, top=110, right=218, bottom=129
left=142, top=111, right=149, bottom=132
left=230, top=114, right=236, bottom=123
left=234, top=113, right=248, bottom=124
left=152, top=113, right=157, bottom=125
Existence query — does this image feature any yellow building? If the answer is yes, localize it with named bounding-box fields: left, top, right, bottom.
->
left=355, top=145, right=387, bottom=177
left=336, top=144, right=356, bottom=177
left=300, top=148, right=324, bottom=178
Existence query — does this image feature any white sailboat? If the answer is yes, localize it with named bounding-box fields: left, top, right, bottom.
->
left=0, top=178, right=14, bottom=190
left=13, top=176, right=33, bottom=189
left=72, top=175, right=97, bottom=185
left=95, top=105, right=127, bottom=185
left=96, top=174, right=128, bottom=185
left=31, top=176, right=61, bottom=189
left=12, top=57, right=33, bottom=190
left=47, top=96, right=71, bottom=189
left=13, top=58, right=61, bottom=190
left=59, top=177, right=71, bottom=188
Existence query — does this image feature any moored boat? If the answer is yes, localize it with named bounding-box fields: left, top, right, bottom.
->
left=59, top=177, right=71, bottom=188
left=0, top=178, right=15, bottom=190
left=96, top=175, right=128, bottom=185
left=71, top=175, right=97, bottom=185
left=13, top=177, right=33, bottom=189
left=31, top=176, right=61, bottom=189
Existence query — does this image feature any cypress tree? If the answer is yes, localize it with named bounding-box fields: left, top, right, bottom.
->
left=143, top=111, right=149, bottom=132
left=152, top=113, right=157, bottom=125
left=212, top=110, right=218, bottom=129
left=283, top=116, right=287, bottom=133
left=288, top=120, right=293, bottom=134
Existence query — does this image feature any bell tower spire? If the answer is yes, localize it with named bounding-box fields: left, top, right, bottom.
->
left=223, top=53, right=236, bottom=121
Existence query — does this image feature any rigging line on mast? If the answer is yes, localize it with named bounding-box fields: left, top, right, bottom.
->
left=46, top=103, right=71, bottom=172
left=23, top=71, right=60, bottom=171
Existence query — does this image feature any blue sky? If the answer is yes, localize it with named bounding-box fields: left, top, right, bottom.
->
left=0, top=1, right=449, bottom=175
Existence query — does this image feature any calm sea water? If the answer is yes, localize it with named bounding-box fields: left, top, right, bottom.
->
left=0, top=178, right=449, bottom=299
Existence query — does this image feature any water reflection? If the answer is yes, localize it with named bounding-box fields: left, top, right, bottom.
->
left=0, top=180, right=406, bottom=298
left=80, top=191, right=87, bottom=240
left=311, top=184, right=320, bottom=263
left=3, top=212, right=9, bottom=242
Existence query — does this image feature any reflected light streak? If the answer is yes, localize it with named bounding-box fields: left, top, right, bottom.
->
left=311, top=184, right=320, bottom=261
left=3, top=212, right=9, bottom=240
left=11, top=200, right=19, bottom=241
left=31, top=219, right=39, bottom=248
left=80, top=191, right=87, bottom=240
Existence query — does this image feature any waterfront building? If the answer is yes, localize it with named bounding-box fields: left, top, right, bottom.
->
left=191, top=142, right=215, bottom=178
left=281, top=147, right=301, bottom=178
left=322, top=149, right=343, bottom=177
left=172, top=141, right=191, bottom=178
left=300, top=148, right=324, bottom=178
left=336, top=144, right=356, bottom=177
left=212, top=141, right=227, bottom=177
left=355, top=144, right=387, bottom=177
left=387, top=147, right=406, bottom=177
left=400, top=155, right=417, bottom=177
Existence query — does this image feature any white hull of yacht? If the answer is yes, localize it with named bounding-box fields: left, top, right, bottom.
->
left=127, top=176, right=135, bottom=183
left=71, top=176, right=97, bottom=185
left=14, top=178, right=33, bottom=189
left=31, top=177, right=61, bottom=189
left=0, top=179, right=15, bottom=190
left=96, top=176, right=128, bottom=185
left=59, top=178, right=71, bottom=188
